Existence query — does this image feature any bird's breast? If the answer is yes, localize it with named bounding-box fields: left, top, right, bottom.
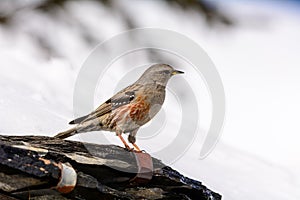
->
left=129, top=95, right=151, bottom=122
left=107, top=95, right=151, bottom=132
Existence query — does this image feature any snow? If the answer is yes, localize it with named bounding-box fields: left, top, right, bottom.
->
left=0, top=0, right=299, bottom=199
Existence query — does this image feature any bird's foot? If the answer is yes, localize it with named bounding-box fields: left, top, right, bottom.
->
left=131, top=143, right=143, bottom=153
left=124, top=146, right=143, bottom=153
left=124, top=147, right=135, bottom=152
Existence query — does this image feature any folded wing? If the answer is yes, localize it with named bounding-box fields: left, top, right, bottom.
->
left=69, top=85, right=139, bottom=125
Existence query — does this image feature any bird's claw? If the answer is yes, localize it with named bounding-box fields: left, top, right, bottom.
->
left=125, top=147, right=135, bottom=152
left=125, top=148, right=144, bottom=153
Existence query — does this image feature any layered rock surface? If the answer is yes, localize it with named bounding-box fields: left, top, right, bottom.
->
left=0, top=135, right=221, bottom=200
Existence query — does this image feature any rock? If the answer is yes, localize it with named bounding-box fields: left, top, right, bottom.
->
left=0, top=135, right=221, bottom=200
left=0, top=172, right=45, bottom=192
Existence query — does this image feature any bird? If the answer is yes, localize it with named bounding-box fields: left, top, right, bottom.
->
left=54, top=64, right=184, bottom=152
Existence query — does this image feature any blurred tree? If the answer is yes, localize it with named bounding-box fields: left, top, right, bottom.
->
left=0, top=0, right=233, bottom=59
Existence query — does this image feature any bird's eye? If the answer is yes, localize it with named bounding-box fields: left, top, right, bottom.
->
left=162, top=70, right=170, bottom=74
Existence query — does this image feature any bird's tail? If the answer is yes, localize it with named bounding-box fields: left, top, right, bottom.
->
left=54, top=127, right=78, bottom=139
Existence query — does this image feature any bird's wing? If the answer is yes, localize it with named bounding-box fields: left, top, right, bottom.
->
left=69, top=84, right=140, bottom=125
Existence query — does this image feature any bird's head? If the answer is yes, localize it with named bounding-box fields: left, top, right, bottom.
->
left=136, top=64, right=184, bottom=86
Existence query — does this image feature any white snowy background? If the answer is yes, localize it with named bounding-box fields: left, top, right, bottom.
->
left=0, top=0, right=300, bottom=199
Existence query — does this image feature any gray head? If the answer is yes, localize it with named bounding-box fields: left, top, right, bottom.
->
left=136, top=64, right=184, bottom=86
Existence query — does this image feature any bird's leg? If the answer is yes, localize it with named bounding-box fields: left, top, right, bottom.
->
left=117, top=132, right=131, bottom=150
left=132, top=143, right=141, bottom=152
left=128, top=129, right=142, bottom=152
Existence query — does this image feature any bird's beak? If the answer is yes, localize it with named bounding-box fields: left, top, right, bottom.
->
left=172, top=70, right=184, bottom=76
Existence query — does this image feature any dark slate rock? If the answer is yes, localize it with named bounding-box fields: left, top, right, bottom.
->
left=0, top=135, right=221, bottom=200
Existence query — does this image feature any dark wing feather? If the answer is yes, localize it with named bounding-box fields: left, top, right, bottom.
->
left=69, top=114, right=89, bottom=124
left=68, top=85, right=139, bottom=124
